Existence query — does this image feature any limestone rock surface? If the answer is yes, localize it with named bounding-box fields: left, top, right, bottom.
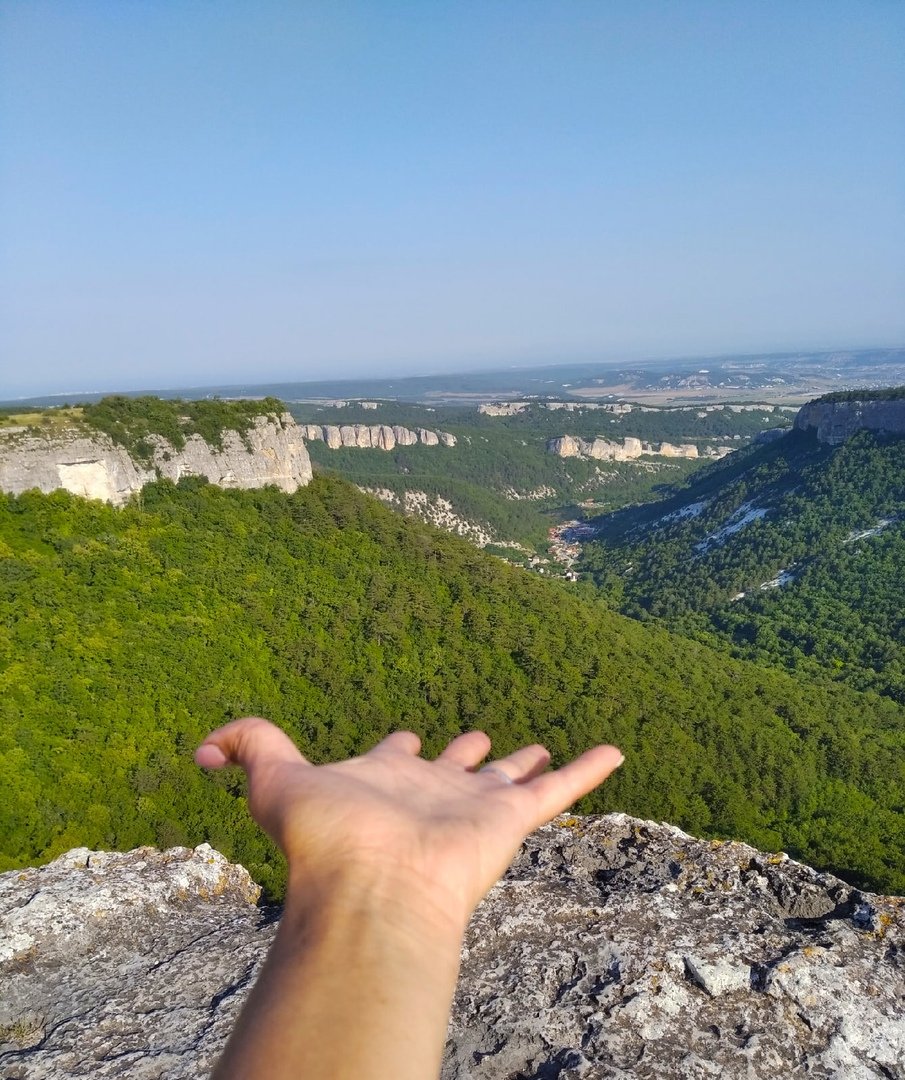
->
left=1, top=816, right=903, bottom=1079
left=794, top=399, right=905, bottom=445
left=358, top=486, right=498, bottom=546
left=547, top=437, right=728, bottom=461
left=478, top=402, right=530, bottom=415
left=0, top=415, right=312, bottom=506
left=302, top=424, right=456, bottom=450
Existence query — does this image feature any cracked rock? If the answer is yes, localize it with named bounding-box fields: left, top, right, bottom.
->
left=1, top=816, right=903, bottom=1079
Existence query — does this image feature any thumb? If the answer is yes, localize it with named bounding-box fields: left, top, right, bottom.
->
left=195, top=716, right=306, bottom=773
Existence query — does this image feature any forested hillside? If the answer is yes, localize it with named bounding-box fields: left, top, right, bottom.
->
left=583, top=428, right=905, bottom=702
left=291, top=399, right=787, bottom=548
left=2, top=476, right=904, bottom=897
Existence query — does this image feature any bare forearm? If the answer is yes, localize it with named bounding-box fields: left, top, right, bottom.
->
left=212, top=878, right=464, bottom=1080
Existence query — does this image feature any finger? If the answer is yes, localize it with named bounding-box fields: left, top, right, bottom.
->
left=436, top=730, right=492, bottom=768
left=482, top=744, right=550, bottom=784
left=195, top=716, right=307, bottom=772
left=522, top=745, right=624, bottom=828
left=369, top=730, right=422, bottom=757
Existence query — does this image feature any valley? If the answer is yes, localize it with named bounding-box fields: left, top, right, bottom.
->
left=2, top=386, right=904, bottom=905
left=288, top=395, right=791, bottom=554
left=580, top=391, right=905, bottom=703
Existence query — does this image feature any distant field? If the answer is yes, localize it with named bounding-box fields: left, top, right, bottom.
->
left=0, top=407, right=84, bottom=429
left=565, top=384, right=819, bottom=406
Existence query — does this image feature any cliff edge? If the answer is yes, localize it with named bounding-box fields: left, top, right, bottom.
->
left=0, top=413, right=312, bottom=505
left=794, top=394, right=905, bottom=445
left=1, top=815, right=902, bottom=1079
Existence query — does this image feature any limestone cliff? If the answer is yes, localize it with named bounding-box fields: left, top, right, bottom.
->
left=0, top=414, right=312, bottom=506
left=302, top=423, right=456, bottom=450
left=2, top=815, right=902, bottom=1078
left=547, top=435, right=732, bottom=461
left=794, top=397, right=905, bottom=445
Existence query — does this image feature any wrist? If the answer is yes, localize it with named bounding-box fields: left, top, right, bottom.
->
left=282, top=860, right=469, bottom=956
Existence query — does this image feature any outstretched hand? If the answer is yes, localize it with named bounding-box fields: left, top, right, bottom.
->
left=196, top=719, right=622, bottom=931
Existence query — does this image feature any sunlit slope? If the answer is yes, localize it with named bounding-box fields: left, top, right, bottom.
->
left=584, top=429, right=905, bottom=702
left=2, top=476, right=903, bottom=896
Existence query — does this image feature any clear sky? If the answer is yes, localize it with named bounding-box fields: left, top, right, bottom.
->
left=1, top=1, right=903, bottom=397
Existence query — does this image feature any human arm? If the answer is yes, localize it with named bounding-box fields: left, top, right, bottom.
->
left=195, top=719, right=623, bottom=1080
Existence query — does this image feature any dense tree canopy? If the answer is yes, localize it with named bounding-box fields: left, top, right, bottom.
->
left=814, top=387, right=905, bottom=403
left=2, top=476, right=904, bottom=898
left=583, top=430, right=905, bottom=702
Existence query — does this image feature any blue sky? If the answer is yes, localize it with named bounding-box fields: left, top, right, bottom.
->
left=1, top=1, right=903, bottom=396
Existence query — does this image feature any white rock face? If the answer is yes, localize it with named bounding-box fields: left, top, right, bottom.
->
left=0, top=416, right=313, bottom=506
left=303, top=424, right=455, bottom=450
left=151, top=416, right=312, bottom=493
left=0, top=844, right=260, bottom=967
left=1, top=817, right=903, bottom=1079
left=657, top=440, right=699, bottom=458
left=547, top=435, right=729, bottom=461
left=478, top=402, right=530, bottom=415
left=0, top=436, right=153, bottom=504
left=794, top=398, right=905, bottom=445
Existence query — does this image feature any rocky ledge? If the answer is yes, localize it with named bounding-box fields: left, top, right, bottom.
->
left=0, top=414, right=312, bottom=506
left=547, top=436, right=733, bottom=461
left=302, top=423, right=456, bottom=450
left=794, top=398, right=905, bottom=446
left=1, top=815, right=902, bottom=1079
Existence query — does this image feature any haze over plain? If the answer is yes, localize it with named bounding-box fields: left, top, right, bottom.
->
left=1, top=1, right=903, bottom=397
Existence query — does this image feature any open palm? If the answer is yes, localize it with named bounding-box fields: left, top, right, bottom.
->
left=196, top=717, right=623, bottom=929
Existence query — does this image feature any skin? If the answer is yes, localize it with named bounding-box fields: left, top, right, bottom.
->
left=195, top=717, right=624, bottom=1080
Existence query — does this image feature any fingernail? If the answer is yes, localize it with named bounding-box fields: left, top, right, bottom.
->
left=615, top=753, right=625, bottom=768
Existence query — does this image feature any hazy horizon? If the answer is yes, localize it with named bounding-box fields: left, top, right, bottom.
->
left=2, top=2, right=904, bottom=398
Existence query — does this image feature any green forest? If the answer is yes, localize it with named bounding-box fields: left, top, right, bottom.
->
left=291, top=399, right=784, bottom=548
left=3, top=475, right=904, bottom=898
left=583, top=429, right=905, bottom=703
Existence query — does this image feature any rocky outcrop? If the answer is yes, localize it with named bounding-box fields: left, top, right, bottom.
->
left=794, top=397, right=905, bottom=445
left=478, top=402, right=530, bottom=415
left=359, top=487, right=496, bottom=546
left=754, top=426, right=791, bottom=444
left=543, top=402, right=633, bottom=414
left=0, top=415, right=313, bottom=506
left=2, top=815, right=903, bottom=1079
left=548, top=436, right=731, bottom=461
left=302, top=424, right=456, bottom=450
